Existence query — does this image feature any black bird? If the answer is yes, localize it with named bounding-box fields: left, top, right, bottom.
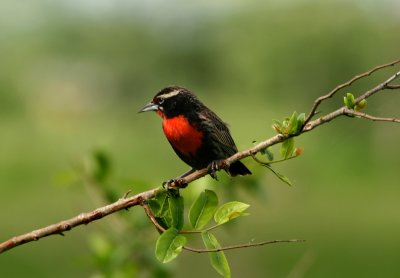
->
left=140, top=86, right=251, bottom=179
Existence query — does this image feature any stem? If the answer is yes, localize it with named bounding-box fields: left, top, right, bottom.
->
left=183, top=239, right=306, bottom=253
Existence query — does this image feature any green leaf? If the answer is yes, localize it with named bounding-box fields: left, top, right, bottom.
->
left=264, top=164, right=293, bottom=186
left=169, top=196, right=184, bottom=230
left=201, top=231, right=231, bottom=278
left=189, top=190, right=218, bottom=229
left=282, top=118, right=289, bottom=131
left=154, top=217, right=169, bottom=231
left=280, top=137, right=295, bottom=159
left=214, top=201, right=250, bottom=225
left=354, top=99, right=367, bottom=111
left=296, top=113, right=306, bottom=132
left=287, top=111, right=298, bottom=135
left=158, top=192, right=170, bottom=217
left=148, top=191, right=173, bottom=231
left=149, top=190, right=169, bottom=217
left=344, top=93, right=355, bottom=109
left=147, top=199, right=161, bottom=215
left=155, top=228, right=186, bottom=263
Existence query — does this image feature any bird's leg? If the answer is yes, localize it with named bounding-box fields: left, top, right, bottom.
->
left=162, top=168, right=195, bottom=190
left=208, top=160, right=230, bottom=180
left=178, top=168, right=196, bottom=179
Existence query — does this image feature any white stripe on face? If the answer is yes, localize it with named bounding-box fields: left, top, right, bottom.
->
left=159, top=89, right=180, bottom=100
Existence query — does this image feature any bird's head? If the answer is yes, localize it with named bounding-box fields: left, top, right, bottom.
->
left=139, top=86, right=199, bottom=118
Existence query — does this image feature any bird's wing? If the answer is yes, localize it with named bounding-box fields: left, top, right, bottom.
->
left=199, top=110, right=238, bottom=155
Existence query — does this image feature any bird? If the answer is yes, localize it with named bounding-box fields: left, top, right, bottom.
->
left=139, top=86, right=251, bottom=181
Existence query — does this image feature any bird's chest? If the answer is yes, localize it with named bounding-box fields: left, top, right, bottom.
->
left=162, top=115, right=203, bottom=156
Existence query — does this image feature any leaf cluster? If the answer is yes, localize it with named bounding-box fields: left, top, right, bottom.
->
left=273, top=111, right=305, bottom=136
left=251, top=111, right=306, bottom=186
left=344, top=93, right=367, bottom=111
left=149, top=189, right=250, bottom=277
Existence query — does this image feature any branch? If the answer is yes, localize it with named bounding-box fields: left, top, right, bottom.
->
left=143, top=198, right=305, bottom=251
left=386, top=84, right=400, bottom=89
left=182, top=239, right=305, bottom=253
left=142, top=202, right=166, bottom=233
left=303, top=67, right=400, bottom=132
left=0, top=188, right=160, bottom=253
left=304, top=59, right=400, bottom=126
left=1, top=60, right=399, bottom=254
left=343, top=109, right=400, bottom=123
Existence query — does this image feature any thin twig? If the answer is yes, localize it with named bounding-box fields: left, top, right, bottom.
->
left=354, top=70, right=400, bottom=103
left=304, top=69, right=400, bottom=132
left=180, top=223, right=225, bottom=234
left=344, top=108, right=400, bottom=123
left=251, top=152, right=299, bottom=166
left=123, top=190, right=132, bottom=199
left=142, top=203, right=166, bottom=232
left=183, top=239, right=305, bottom=253
left=386, top=84, right=400, bottom=89
left=304, top=59, right=400, bottom=126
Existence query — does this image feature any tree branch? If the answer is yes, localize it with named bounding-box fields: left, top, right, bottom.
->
left=303, top=59, right=400, bottom=126
left=303, top=68, right=400, bottom=132
left=0, top=188, right=160, bottom=253
left=1, top=60, right=399, bottom=254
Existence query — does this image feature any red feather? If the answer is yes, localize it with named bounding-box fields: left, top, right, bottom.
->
left=162, top=115, right=203, bottom=156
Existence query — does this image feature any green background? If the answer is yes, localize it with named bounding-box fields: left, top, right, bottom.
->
left=1, top=0, right=399, bottom=277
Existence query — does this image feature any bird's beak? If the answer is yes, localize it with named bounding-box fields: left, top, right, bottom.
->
left=139, top=101, right=159, bottom=113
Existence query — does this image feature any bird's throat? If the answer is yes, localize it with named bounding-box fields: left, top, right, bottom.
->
left=162, top=116, right=203, bottom=156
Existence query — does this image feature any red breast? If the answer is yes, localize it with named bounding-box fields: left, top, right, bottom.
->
left=161, top=115, right=203, bottom=156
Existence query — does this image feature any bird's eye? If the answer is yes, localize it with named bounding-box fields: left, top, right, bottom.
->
left=158, top=98, right=165, bottom=105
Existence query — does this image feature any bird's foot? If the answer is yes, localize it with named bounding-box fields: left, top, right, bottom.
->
left=208, top=160, right=228, bottom=180
left=162, top=178, right=187, bottom=190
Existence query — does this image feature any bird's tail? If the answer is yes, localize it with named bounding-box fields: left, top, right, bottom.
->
left=227, top=161, right=252, bottom=176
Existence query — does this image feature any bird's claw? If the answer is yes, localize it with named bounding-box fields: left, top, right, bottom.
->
left=162, top=178, right=187, bottom=190
left=208, top=160, right=221, bottom=180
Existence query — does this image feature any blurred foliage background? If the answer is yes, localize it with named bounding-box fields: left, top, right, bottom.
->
left=1, top=0, right=400, bottom=277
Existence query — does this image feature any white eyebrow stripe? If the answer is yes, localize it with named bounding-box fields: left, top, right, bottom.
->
left=160, top=89, right=180, bottom=99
